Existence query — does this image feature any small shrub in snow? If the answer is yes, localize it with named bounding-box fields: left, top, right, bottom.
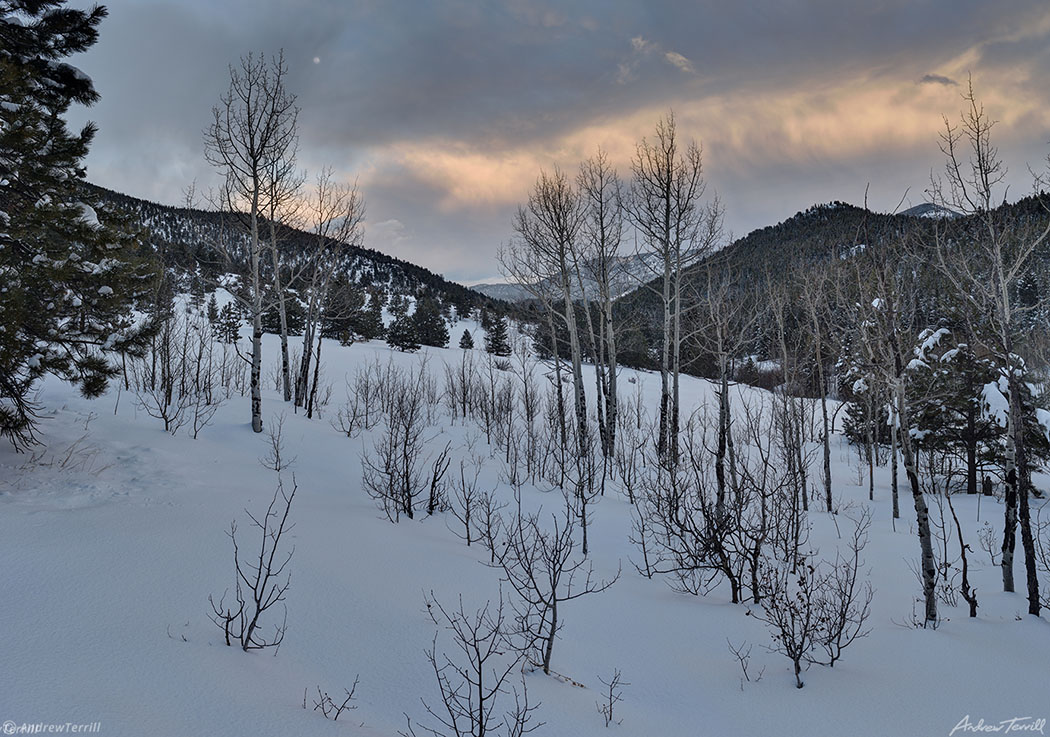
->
left=402, top=590, right=541, bottom=737
left=754, top=511, right=873, bottom=688
left=335, top=358, right=386, bottom=438
left=496, top=503, right=619, bottom=676
left=754, top=559, right=823, bottom=688
left=978, top=521, right=1000, bottom=566
left=596, top=668, right=628, bottom=728
left=209, top=478, right=296, bottom=652
left=305, top=677, right=359, bottom=721
left=727, top=639, right=764, bottom=687
left=259, top=413, right=296, bottom=473
left=132, top=312, right=226, bottom=438
left=448, top=456, right=485, bottom=547
left=361, top=378, right=431, bottom=521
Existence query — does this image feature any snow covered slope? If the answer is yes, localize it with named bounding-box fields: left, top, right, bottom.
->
left=1, top=327, right=1048, bottom=737
left=899, top=202, right=961, bottom=219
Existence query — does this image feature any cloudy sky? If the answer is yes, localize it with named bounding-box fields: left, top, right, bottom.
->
left=65, top=0, right=1050, bottom=283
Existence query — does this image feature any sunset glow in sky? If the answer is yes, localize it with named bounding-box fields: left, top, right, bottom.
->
left=68, top=1, right=1050, bottom=282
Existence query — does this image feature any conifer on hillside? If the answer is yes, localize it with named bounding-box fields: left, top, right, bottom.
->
left=484, top=315, right=511, bottom=357
left=0, top=0, right=159, bottom=446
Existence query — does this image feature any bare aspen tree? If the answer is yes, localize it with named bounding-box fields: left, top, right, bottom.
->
left=767, top=278, right=814, bottom=520
left=798, top=262, right=838, bottom=513
left=816, top=509, right=874, bottom=665
left=634, top=398, right=796, bottom=604
left=132, top=310, right=225, bottom=438
left=361, top=373, right=431, bottom=522
left=638, top=410, right=745, bottom=600
left=511, top=168, right=589, bottom=456
left=624, top=112, right=722, bottom=460
left=695, top=262, right=759, bottom=518
left=296, top=169, right=364, bottom=418
left=946, top=491, right=979, bottom=617
left=512, top=341, right=542, bottom=483
left=475, top=488, right=507, bottom=565
left=336, top=359, right=385, bottom=438
left=427, top=441, right=453, bottom=516
left=205, top=50, right=299, bottom=433
left=596, top=669, right=628, bottom=727
left=613, top=381, right=648, bottom=504
left=499, top=243, right=569, bottom=459
left=261, top=147, right=305, bottom=403
left=576, top=149, right=625, bottom=462
left=889, top=398, right=901, bottom=521
left=929, top=80, right=1050, bottom=615
left=309, top=678, right=359, bottom=721
left=855, top=243, right=938, bottom=627
left=565, top=421, right=601, bottom=557
left=448, top=456, right=485, bottom=547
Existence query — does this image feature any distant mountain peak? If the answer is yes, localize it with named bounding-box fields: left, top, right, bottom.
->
left=899, top=202, right=960, bottom=219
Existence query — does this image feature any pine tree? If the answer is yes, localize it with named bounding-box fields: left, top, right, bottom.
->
left=216, top=303, right=242, bottom=344
left=484, top=315, right=511, bottom=357
left=983, top=367, right=1050, bottom=490
left=319, top=279, right=365, bottom=340
left=387, top=314, right=420, bottom=352
left=188, top=271, right=205, bottom=309
left=206, top=293, right=219, bottom=323
left=0, top=1, right=159, bottom=447
left=909, top=335, right=1000, bottom=495
left=459, top=329, right=474, bottom=350
left=411, top=295, right=448, bottom=348
left=353, top=290, right=385, bottom=340
left=387, top=293, right=409, bottom=320
left=263, top=296, right=305, bottom=335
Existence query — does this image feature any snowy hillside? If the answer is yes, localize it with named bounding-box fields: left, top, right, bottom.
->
left=2, top=322, right=1048, bottom=737
left=469, top=280, right=533, bottom=303
left=83, top=183, right=499, bottom=314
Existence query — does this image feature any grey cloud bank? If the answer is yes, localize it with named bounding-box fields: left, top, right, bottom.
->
left=65, top=0, right=1050, bottom=282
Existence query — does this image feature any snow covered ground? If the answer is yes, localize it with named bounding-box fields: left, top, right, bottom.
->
left=2, top=329, right=1049, bottom=737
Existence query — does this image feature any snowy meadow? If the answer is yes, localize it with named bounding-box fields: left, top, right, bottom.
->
left=2, top=319, right=1048, bottom=737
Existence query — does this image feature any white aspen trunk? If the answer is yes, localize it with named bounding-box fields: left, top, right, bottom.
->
left=714, top=354, right=729, bottom=520
left=896, top=383, right=937, bottom=626
left=562, top=280, right=587, bottom=454
left=659, top=256, right=672, bottom=459
left=250, top=189, right=263, bottom=434
left=671, top=259, right=682, bottom=461
left=604, top=290, right=618, bottom=459
left=1007, top=366, right=1040, bottom=615
left=890, top=407, right=900, bottom=522
left=814, top=336, right=833, bottom=513
left=296, top=264, right=320, bottom=409
left=268, top=223, right=292, bottom=403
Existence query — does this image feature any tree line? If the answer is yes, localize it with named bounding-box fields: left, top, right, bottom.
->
left=502, top=93, right=1050, bottom=626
